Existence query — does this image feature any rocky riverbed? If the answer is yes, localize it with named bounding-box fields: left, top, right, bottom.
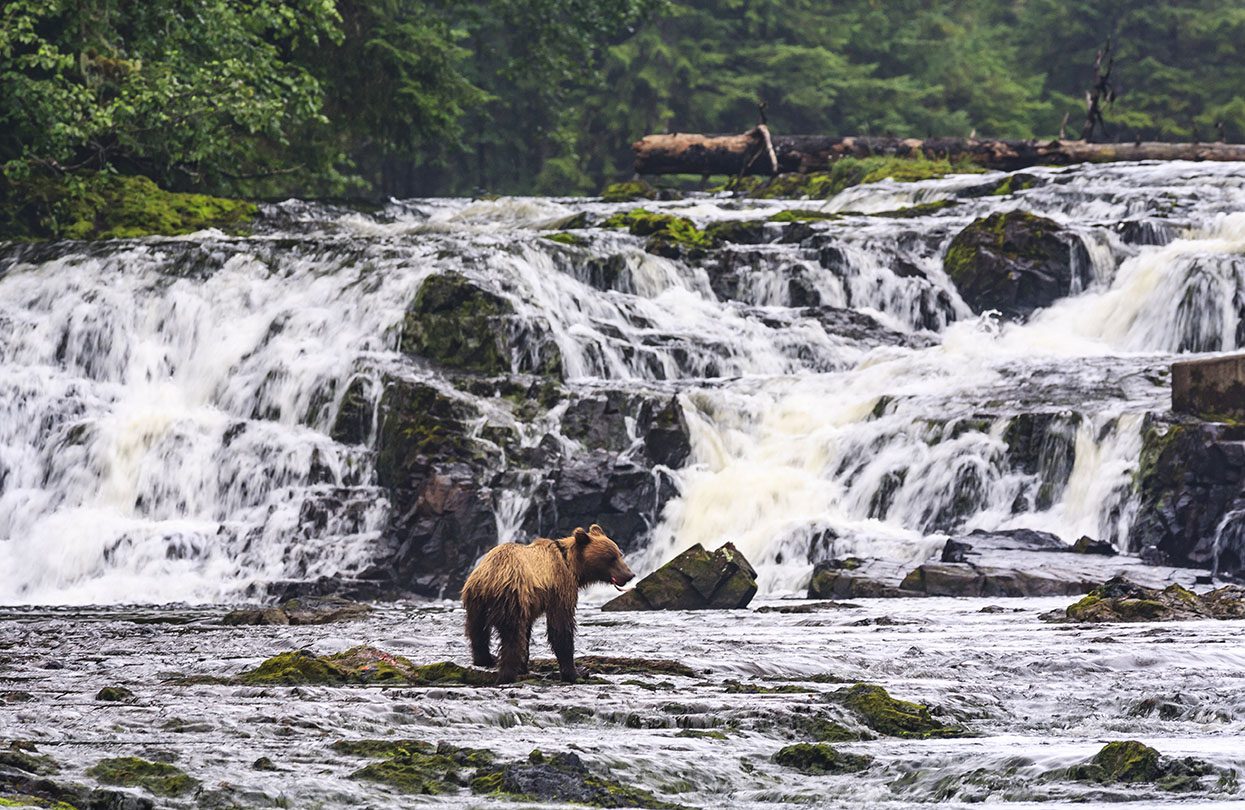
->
left=3, top=595, right=1243, bottom=808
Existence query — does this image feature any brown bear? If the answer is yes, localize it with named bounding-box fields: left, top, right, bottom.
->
left=461, top=524, right=635, bottom=683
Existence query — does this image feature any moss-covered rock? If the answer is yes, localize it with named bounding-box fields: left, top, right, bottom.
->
left=773, top=743, right=872, bottom=775
left=399, top=273, right=514, bottom=375
left=1, top=172, right=256, bottom=241
left=602, top=542, right=758, bottom=611
left=1048, top=575, right=1244, bottom=623
left=0, top=748, right=59, bottom=776
left=735, top=156, right=981, bottom=200
left=943, top=210, right=1080, bottom=320
left=94, top=686, right=135, bottom=703
left=830, top=683, right=966, bottom=738
left=873, top=199, right=957, bottom=218
left=86, top=757, right=196, bottom=797
left=340, top=740, right=494, bottom=794
left=544, top=231, right=588, bottom=247
left=601, top=180, right=659, bottom=202
left=471, top=750, right=684, bottom=808
left=1049, top=740, right=1218, bottom=790
left=600, top=208, right=715, bottom=255
left=766, top=208, right=842, bottom=223
left=702, top=219, right=771, bottom=244
left=235, top=646, right=496, bottom=687
left=1089, top=741, right=1163, bottom=782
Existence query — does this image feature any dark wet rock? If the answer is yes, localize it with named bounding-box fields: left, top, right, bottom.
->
left=374, top=378, right=499, bottom=597
left=754, top=600, right=861, bottom=614
left=1131, top=416, right=1245, bottom=578
left=602, top=542, right=757, bottom=611
left=902, top=530, right=1202, bottom=598
left=1072, top=536, right=1118, bottom=556
left=235, top=646, right=495, bottom=686
left=330, top=375, right=376, bottom=445
left=1043, top=575, right=1245, bottom=623
left=401, top=272, right=562, bottom=377
left=1001, top=411, right=1081, bottom=510
left=944, top=210, right=1088, bottom=320
left=0, top=746, right=58, bottom=776
left=523, top=451, right=678, bottom=556
left=829, top=683, right=966, bottom=738
left=337, top=739, right=493, bottom=794
left=95, top=686, right=136, bottom=702
left=251, top=757, right=278, bottom=771
left=86, top=756, right=197, bottom=797
left=222, top=597, right=372, bottom=626
left=703, top=219, right=773, bottom=245
left=471, top=750, right=684, bottom=809
left=807, top=558, right=925, bottom=599
left=773, top=743, right=872, bottom=775
left=0, top=767, right=153, bottom=810
left=530, top=656, right=700, bottom=678
left=1116, top=218, right=1177, bottom=246
left=1052, top=741, right=1220, bottom=790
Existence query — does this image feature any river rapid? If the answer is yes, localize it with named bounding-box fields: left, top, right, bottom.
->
left=2, top=161, right=1245, bottom=806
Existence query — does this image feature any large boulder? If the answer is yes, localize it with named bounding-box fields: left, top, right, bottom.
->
left=944, top=210, right=1087, bottom=320
left=401, top=272, right=562, bottom=377
left=807, top=558, right=925, bottom=599
left=1172, top=353, right=1245, bottom=421
left=601, top=542, right=758, bottom=611
left=1131, top=416, right=1245, bottom=577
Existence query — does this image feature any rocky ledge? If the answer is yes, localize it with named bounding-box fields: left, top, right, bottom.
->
left=808, top=529, right=1205, bottom=600
left=1041, top=575, right=1245, bottom=623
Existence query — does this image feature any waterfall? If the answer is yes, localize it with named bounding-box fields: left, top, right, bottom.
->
left=3, top=161, right=1245, bottom=604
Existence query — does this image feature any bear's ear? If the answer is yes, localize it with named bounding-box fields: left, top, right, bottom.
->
left=573, top=527, right=590, bottom=545
left=589, top=524, right=603, bottom=535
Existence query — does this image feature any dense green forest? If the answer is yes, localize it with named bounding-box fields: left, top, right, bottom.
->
left=4, top=0, right=1245, bottom=200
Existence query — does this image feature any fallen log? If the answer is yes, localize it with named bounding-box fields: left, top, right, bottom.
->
left=633, top=132, right=1245, bottom=175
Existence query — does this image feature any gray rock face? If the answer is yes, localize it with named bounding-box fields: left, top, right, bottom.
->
left=602, top=542, right=758, bottom=611
left=1131, top=416, right=1245, bottom=578
left=807, top=558, right=926, bottom=599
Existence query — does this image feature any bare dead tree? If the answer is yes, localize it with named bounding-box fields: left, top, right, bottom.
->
left=1081, top=38, right=1117, bottom=142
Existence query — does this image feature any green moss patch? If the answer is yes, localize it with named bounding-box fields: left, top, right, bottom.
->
left=471, top=750, right=684, bottom=808
left=773, top=743, right=872, bottom=775
left=236, top=647, right=496, bottom=686
left=400, top=272, right=514, bottom=375
left=86, top=757, right=197, bottom=797
left=544, top=231, right=588, bottom=247
left=600, top=208, right=714, bottom=254
left=736, top=156, right=982, bottom=200
left=340, top=740, right=494, bottom=795
left=831, top=683, right=966, bottom=738
left=766, top=208, right=842, bottom=223
left=2, top=172, right=255, bottom=241
left=601, top=180, right=659, bottom=202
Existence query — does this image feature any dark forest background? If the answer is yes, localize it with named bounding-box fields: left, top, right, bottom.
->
left=4, top=0, right=1245, bottom=199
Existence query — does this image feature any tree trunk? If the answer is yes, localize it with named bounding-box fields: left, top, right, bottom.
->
left=632, top=132, right=1245, bottom=175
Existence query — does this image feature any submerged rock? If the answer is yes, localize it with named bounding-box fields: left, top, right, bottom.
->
left=86, top=756, right=197, bottom=797
left=772, top=743, right=872, bottom=775
left=236, top=646, right=496, bottom=687
left=1050, top=740, right=1221, bottom=791
left=222, top=596, right=372, bottom=626
left=944, top=210, right=1086, bottom=320
left=341, top=739, right=494, bottom=795
left=95, top=685, right=136, bottom=702
left=829, top=683, right=966, bottom=739
left=1044, top=575, right=1245, bottom=623
left=471, top=750, right=683, bottom=809
left=602, top=542, right=758, bottom=611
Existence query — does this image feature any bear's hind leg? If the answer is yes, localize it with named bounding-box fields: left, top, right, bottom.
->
left=496, top=618, right=528, bottom=684
left=466, top=603, right=495, bottom=668
left=546, top=608, right=577, bottom=683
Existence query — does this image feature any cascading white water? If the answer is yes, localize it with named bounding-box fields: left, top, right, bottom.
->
left=3, top=160, right=1245, bottom=604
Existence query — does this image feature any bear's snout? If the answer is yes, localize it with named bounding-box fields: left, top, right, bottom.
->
left=611, top=564, right=635, bottom=587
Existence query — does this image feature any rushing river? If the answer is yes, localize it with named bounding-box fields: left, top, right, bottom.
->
left=2, top=162, right=1245, bottom=807
left=2, top=162, right=1245, bottom=602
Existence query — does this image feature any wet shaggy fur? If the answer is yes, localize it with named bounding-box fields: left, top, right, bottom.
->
left=461, top=524, right=635, bottom=683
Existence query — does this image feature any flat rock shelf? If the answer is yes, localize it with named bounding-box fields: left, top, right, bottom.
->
left=1, top=599, right=1242, bottom=808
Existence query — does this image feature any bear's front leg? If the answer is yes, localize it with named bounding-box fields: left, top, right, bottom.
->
left=546, top=611, right=576, bottom=683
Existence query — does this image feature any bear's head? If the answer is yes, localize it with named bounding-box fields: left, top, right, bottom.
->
left=571, top=524, right=634, bottom=588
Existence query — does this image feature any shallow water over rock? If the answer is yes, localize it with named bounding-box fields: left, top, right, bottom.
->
left=2, top=597, right=1243, bottom=808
